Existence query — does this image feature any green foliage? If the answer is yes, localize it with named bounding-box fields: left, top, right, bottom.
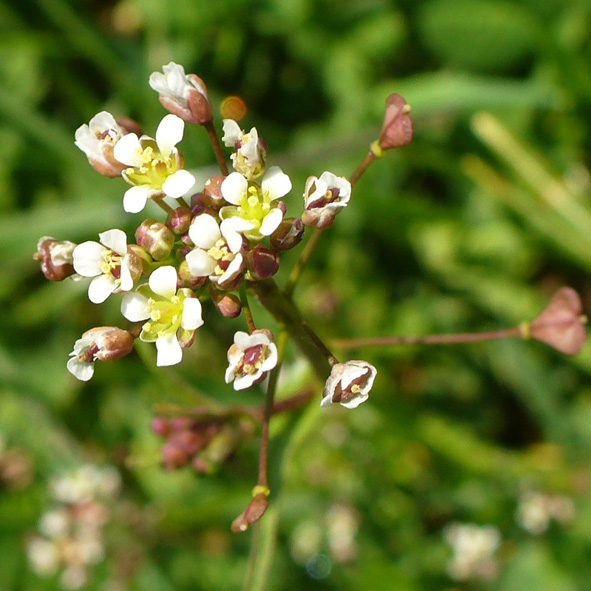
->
left=1, top=0, right=591, bottom=590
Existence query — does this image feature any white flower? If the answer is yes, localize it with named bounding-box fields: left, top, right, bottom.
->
left=222, top=119, right=266, bottom=180
left=320, top=360, right=377, bottom=409
left=516, top=490, right=575, bottom=535
left=113, top=114, right=195, bottom=213
left=121, top=266, right=203, bottom=366
left=185, top=213, right=247, bottom=288
left=444, top=523, right=501, bottom=581
left=73, top=229, right=135, bottom=304
left=225, top=330, right=278, bottom=390
left=220, top=167, right=291, bottom=241
left=149, top=62, right=212, bottom=124
left=39, top=508, right=70, bottom=538
left=67, top=327, right=134, bottom=382
left=27, top=537, right=60, bottom=576
left=75, top=111, right=126, bottom=177
left=302, top=171, right=351, bottom=229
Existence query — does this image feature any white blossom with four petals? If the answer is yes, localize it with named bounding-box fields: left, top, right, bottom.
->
left=113, top=114, right=195, bottom=213
left=320, top=360, right=377, bottom=409
left=73, top=229, right=135, bottom=304
left=121, top=266, right=203, bottom=366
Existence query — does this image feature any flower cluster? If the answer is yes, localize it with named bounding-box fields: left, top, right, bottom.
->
left=27, top=465, right=121, bottom=590
left=516, top=489, right=575, bottom=535
left=35, top=61, right=377, bottom=408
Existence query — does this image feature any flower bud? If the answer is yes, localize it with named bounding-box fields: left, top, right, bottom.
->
left=375, top=93, right=413, bottom=153
left=178, top=260, right=208, bottom=289
left=270, top=217, right=304, bottom=251
left=151, top=417, right=171, bottom=437
left=211, top=290, right=242, bottom=318
left=524, top=287, right=587, bottom=356
left=246, top=245, right=280, bottom=280
left=166, top=205, right=192, bottom=234
left=231, top=493, right=269, bottom=533
left=116, top=117, right=143, bottom=137
left=321, top=360, right=377, bottom=409
left=67, top=327, right=135, bottom=381
left=161, top=440, right=190, bottom=470
left=149, top=62, right=213, bottom=125
left=127, top=244, right=152, bottom=275
left=135, top=220, right=175, bottom=261
left=34, top=237, right=76, bottom=282
left=201, top=176, right=226, bottom=208
left=302, top=172, right=351, bottom=229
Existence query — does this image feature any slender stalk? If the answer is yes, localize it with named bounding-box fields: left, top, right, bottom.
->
left=331, top=327, right=522, bottom=350
left=154, top=198, right=175, bottom=215
left=349, top=150, right=378, bottom=188
left=284, top=228, right=323, bottom=298
left=241, top=284, right=257, bottom=333
left=250, top=279, right=333, bottom=380
left=204, top=120, right=229, bottom=176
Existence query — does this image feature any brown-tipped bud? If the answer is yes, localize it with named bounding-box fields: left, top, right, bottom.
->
left=201, top=176, right=226, bottom=208
left=135, top=219, right=175, bottom=261
left=525, top=287, right=587, bottom=356
left=151, top=417, right=171, bottom=437
left=212, top=290, right=242, bottom=318
left=34, top=237, right=76, bottom=282
left=126, top=244, right=152, bottom=275
left=167, top=206, right=192, bottom=234
left=246, top=245, right=280, bottom=280
left=116, top=117, right=143, bottom=137
left=376, top=93, right=413, bottom=152
left=231, top=493, right=269, bottom=533
left=149, top=63, right=213, bottom=125
left=270, top=217, right=305, bottom=251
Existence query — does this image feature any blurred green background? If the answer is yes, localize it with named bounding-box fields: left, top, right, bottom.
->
left=2, top=0, right=591, bottom=589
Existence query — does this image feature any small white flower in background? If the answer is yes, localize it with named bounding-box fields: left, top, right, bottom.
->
left=75, top=111, right=127, bottom=178
left=67, top=326, right=135, bottom=382
left=113, top=114, right=196, bottom=213
left=222, top=119, right=267, bottom=180
left=149, top=62, right=213, bottom=125
left=220, top=166, right=291, bottom=241
left=302, top=171, right=351, bottom=229
left=444, top=522, right=501, bottom=582
left=185, top=213, right=246, bottom=288
left=225, top=330, right=278, bottom=390
left=516, top=490, right=575, bottom=535
left=73, top=229, right=136, bottom=304
left=121, top=266, right=203, bottom=366
left=320, top=360, right=377, bottom=409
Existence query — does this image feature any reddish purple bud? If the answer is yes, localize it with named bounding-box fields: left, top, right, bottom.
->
left=167, top=206, right=192, bottom=234
left=247, top=245, right=279, bottom=280
left=170, top=417, right=196, bottom=432
left=34, top=237, right=76, bottom=282
left=162, top=441, right=189, bottom=469
left=151, top=416, right=171, bottom=437
left=231, top=493, right=269, bottom=533
left=135, top=219, right=175, bottom=261
left=211, top=290, right=242, bottom=318
left=117, top=117, right=143, bottom=137
left=192, top=456, right=211, bottom=475
left=377, top=93, right=413, bottom=151
left=526, top=287, right=587, bottom=356
left=201, top=176, right=226, bottom=209
left=81, top=326, right=135, bottom=362
left=270, top=217, right=304, bottom=251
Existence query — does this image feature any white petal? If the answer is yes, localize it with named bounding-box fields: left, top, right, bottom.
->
left=162, top=169, right=195, bottom=198
left=113, top=133, right=143, bottom=167
left=340, top=392, right=369, bottom=409
left=185, top=249, right=217, bottom=277
left=233, top=330, right=253, bottom=350
left=181, top=298, right=204, bottom=330
left=74, top=125, right=97, bottom=155
left=188, top=214, right=221, bottom=249
left=233, top=373, right=258, bottom=391
left=340, top=365, right=369, bottom=390
left=119, top=261, right=134, bottom=292
left=262, top=166, right=292, bottom=200
left=121, top=292, right=150, bottom=322
left=320, top=392, right=334, bottom=407
left=225, top=365, right=237, bottom=383
left=260, top=343, right=278, bottom=372
left=155, top=333, right=182, bottom=366
left=221, top=172, right=248, bottom=205
left=98, top=229, right=127, bottom=255
left=89, top=111, right=120, bottom=134
left=156, top=114, right=184, bottom=158
left=88, top=274, right=117, bottom=304
left=73, top=242, right=105, bottom=277
left=259, top=208, right=284, bottom=236
left=217, top=253, right=243, bottom=285
left=222, top=119, right=241, bottom=146
left=220, top=217, right=253, bottom=252
left=123, top=186, right=152, bottom=213
left=149, top=266, right=178, bottom=299
left=67, top=357, right=94, bottom=382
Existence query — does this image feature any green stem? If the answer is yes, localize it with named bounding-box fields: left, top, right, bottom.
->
left=249, top=279, right=333, bottom=381
left=284, top=228, right=323, bottom=298
left=349, top=149, right=378, bottom=188
left=204, top=120, right=229, bottom=176
left=240, top=284, right=257, bottom=333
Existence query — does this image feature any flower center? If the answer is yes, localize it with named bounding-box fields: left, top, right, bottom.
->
left=142, top=294, right=184, bottom=340
left=124, top=143, right=179, bottom=190
left=238, top=344, right=269, bottom=376
left=99, top=250, right=123, bottom=285
left=207, top=239, right=236, bottom=277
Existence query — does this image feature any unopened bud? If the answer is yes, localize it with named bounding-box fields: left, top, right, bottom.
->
left=151, top=416, right=171, bottom=437
left=116, top=117, right=143, bottom=137
left=375, top=93, right=413, bottom=154
left=201, top=176, right=226, bottom=208
left=321, top=360, right=377, bottom=409
left=149, top=63, right=213, bottom=125
left=34, top=237, right=76, bottom=282
left=162, top=440, right=189, bottom=470
left=212, top=290, right=242, bottom=318
left=270, top=217, right=304, bottom=251
left=127, top=244, right=152, bottom=275
left=231, top=492, right=269, bottom=533
left=247, top=245, right=280, bottom=280
left=167, top=205, right=192, bottom=234
left=523, top=287, right=587, bottom=356
left=178, top=260, right=208, bottom=289
left=135, top=219, right=175, bottom=261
